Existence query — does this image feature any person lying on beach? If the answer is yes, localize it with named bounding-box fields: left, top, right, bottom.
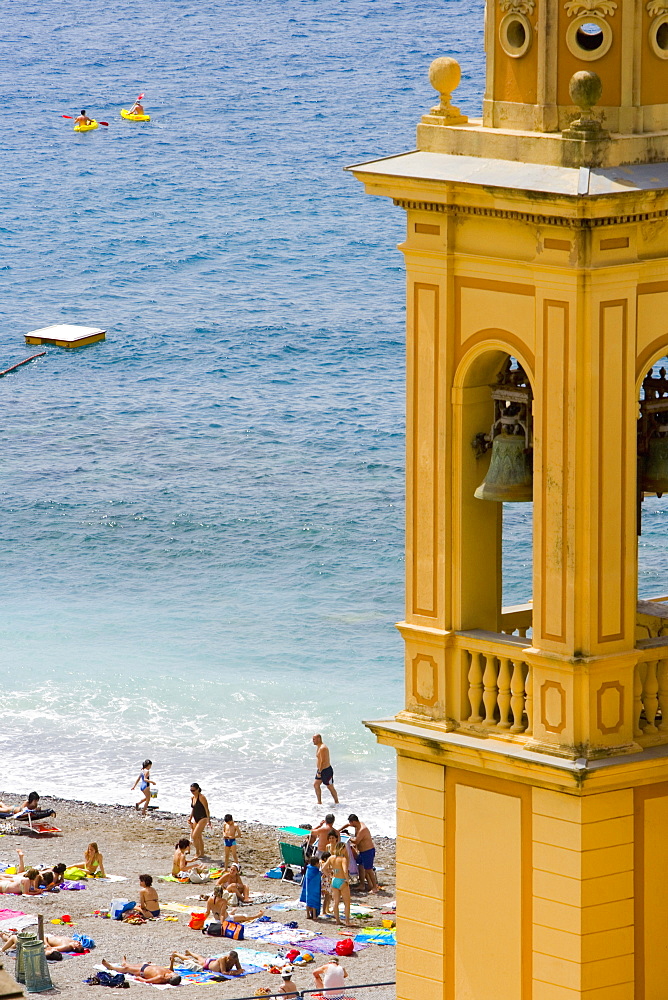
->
left=137, top=874, right=160, bottom=918
left=74, top=842, right=106, bottom=878
left=0, top=850, right=42, bottom=895
left=169, top=948, right=242, bottom=976
left=12, top=792, right=56, bottom=820
left=204, top=886, right=264, bottom=924
left=215, top=863, right=249, bottom=901
left=101, top=958, right=181, bottom=986
left=39, top=863, right=67, bottom=886
left=172, top=838, right=207, bottom=877
left=1, top=932, right=86, bottom=957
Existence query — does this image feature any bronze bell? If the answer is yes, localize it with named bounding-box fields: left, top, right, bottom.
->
left=474, top=432, right=533, bottom=502
left=641, top=435, right=668, bottom=497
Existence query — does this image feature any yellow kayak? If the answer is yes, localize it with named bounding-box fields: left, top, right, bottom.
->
left=74, top=120, right=99, bottom=132
left=121, top=108, right=150, bottom=122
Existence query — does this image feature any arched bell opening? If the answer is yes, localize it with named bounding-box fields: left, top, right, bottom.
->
left=453, top=343, right=534, bottom=638
left=637, top=356, right=668, bottom=633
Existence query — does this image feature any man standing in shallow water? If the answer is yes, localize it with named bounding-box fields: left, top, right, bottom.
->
left=312, top=734, right=339, bottom=805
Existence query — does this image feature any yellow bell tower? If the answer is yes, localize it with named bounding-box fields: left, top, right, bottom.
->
left=349, top=1, right=668, bottom=998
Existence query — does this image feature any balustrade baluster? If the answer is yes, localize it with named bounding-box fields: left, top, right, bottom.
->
left=467, top=651, right=484, bottom=723
left=482, top=654, right=499, bottom=727
left=634, top=662, right=645, bottom=737
left=524, top=663, right=532, bottom=735
left=518, top=627, right=528, bottom=638
left=497, top=657, right=512, bottom=728
left=510, top=658, right=527, bottom=733
left=658, top=659, right=668, bottom=733
left=643, top=660, right=659, bottom=734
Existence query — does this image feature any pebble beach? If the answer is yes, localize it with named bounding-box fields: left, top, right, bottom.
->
left=0, top=795, right=396, bottom=998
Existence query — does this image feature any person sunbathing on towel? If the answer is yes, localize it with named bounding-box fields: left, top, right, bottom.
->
left=216, top=863, right=249, bottom=901
left=74, top=842, right=106, bottom=878
left=0, top=850, right=42, bottom=895
left=13, top=792, right=56, bottom=820
left=101, top=959, right=181, bottom=986
left=40, top=863, right=67, bottom=886
left=169, top=949, right=242, bottom=976
left=1, top=932, right=85, bottom=957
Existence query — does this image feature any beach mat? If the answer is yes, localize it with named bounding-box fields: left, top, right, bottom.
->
left=353, top=927, right=396, bottom=945
left=302, top=935, right=368, bottom=955
left=0, top=910, right=36, bottom=933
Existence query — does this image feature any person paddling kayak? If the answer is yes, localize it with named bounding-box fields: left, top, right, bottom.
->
left=74, top=110, right=94, bottom=126
left=128, top=99, right=145, bottom=115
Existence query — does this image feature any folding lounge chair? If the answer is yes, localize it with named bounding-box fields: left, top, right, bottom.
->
left=278, top=841, right=305, bottom=881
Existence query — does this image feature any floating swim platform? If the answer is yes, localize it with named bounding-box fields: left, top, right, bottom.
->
left=25, top=324, right=106, bottom=348
left=74, top=120, right=99, bottom=132
left=120, top=109, right=150, bottom=122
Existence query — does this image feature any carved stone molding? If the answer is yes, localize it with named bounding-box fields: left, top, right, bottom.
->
left=394, top=198, right=668, bottom=229
left=565, top=0, right=617, bottom=17
left=647, top=0, right=668, bottom=18
left=500, top=0, right=536, bottom=15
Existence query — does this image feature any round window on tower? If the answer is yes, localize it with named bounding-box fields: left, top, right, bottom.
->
left=566, top=16, right=613, bottom=60
left=499, top=13, right=532, bottom=58
left=650, top=15, right=668, bottom=59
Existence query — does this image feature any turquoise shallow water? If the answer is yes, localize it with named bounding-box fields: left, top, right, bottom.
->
left=1, top=0, right=665, bottom=835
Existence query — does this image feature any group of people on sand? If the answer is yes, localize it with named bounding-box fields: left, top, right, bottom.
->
left=298, top=812, right=379, bottom=925
left=0, top=842, right=106, bottom=896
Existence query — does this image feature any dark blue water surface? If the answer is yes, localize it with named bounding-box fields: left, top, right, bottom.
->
left=9, top=0, right=661, bottom=832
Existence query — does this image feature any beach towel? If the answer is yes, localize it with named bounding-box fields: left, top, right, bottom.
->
left=0, top=909, right=36, bottom=933
left=301, top=935, right=368, bottom=955
left=243, top=919, right=317, bottom=945
left=300, top=864, right=322, bottom=916
left=269, top=900, right=306, bottom=912
left=228, top=948, right=287, bottom=969
left=161, top=901, right=205, bottom=914
left=172, top=959, right=264, bottom=982
left=353, top=927, right=396, bottom=945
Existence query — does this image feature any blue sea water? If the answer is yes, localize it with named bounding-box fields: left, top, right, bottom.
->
left=1, top=0, right=665, bottom=837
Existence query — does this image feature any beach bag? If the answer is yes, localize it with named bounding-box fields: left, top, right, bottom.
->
left=189, top=912, right=206, bottom=930
left=110, top=899, right=136, bottom=920
left=335, top=938, right=354, bottom=956
left=222, top=919, right=244, bottom=940
left=205, top=920, right=222, bottom=936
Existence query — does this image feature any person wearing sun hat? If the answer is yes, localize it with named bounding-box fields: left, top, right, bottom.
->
left=278, top=965, right=298, bottom=996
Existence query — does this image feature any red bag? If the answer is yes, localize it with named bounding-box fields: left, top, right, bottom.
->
left=335, top=938, right=354, bottom=956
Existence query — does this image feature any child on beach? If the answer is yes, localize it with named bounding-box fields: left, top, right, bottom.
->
left=223, top=813, right=239, bottom=866
left=132, top=760, right=155, bottom=815
left=137, top=874, right=160, bottom=918
left=279, top=965, right=299, bottom=996
left=300, top=856, right=322, bottom=920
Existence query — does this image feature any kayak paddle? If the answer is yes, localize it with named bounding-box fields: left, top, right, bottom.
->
left=61, top=115, right=109, bottom=126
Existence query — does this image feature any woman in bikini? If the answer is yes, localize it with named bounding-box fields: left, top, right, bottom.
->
left=189, top=783, right=210, bottom=858
left=137, top=874, right=160, bottom=917
left=132, top=760, right=154, bottom=815
left=322, top=842, right=351, bottom=925
left=75, top=842, right=106, bottom=878
left=170, top=948, right=242, bottom=976
left=172, top=838, right=207, bottom=877
left=203, top=886, right=264, bottom=925
left=216, top=863, right=249, bottom=901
